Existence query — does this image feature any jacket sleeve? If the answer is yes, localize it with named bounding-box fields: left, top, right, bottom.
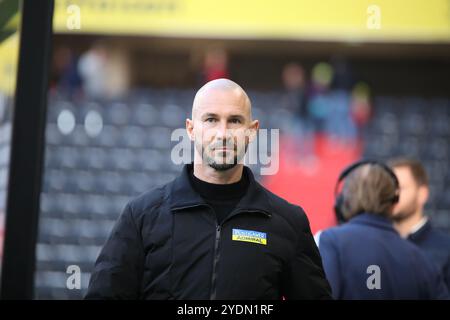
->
left=317, top=230, right=342, bottom=299
left=85, top=203, right=144, bottom=299
left=282, top=208, right=333, bottom=299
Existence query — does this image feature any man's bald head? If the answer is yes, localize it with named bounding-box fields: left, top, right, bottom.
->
left=192, top=79, right=252, bottom=119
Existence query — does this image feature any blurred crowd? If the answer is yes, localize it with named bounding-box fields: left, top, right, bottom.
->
left=50, top=43, right=131, bottom=100
left=279, top=61, right=371, bottom=144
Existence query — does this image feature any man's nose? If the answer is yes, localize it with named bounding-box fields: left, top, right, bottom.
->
left=216, top=120, right=231, bottom=139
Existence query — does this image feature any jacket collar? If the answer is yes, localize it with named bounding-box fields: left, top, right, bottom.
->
left=349, top=212, right=398, bottom=234
left=169, top=163, right=273, bottom=217
left=408, top=218, right=432, bottom=242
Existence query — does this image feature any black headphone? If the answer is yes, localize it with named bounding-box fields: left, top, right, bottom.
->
left=334, top=159, right=400, bottom=224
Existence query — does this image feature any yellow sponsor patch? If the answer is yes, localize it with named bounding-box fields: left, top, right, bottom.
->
left=232, top=229, right=267, bottom=245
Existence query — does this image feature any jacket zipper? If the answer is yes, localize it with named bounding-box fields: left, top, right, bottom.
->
left=209, top=224, right=221, bottom=300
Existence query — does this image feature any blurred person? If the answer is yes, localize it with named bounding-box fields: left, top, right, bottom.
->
left=389, top=157, right=450, bottom=290
left=78, top=43, right=108, bottom=98
left=308, top=61, right=358, bottom=143
left=330, top=55, right=353, bottom=91
left=200, top=47, right=229, bottom=84
left=86, top=78, right=332, bottom=300
left=103, top=47, right=131, bottom=99
left=78, top=43, right=130, bottom=99
left=350, top=82, right=372, bottom=139
left=324, top=57, right=357, bottom=143
left=307, top=62, right=334, bottom=134
left=280, top=62, right=308, bottom=118
left=279, top=62, right=316, bottom=162
left=317, top=160, right=449, bottom=299
left=50, top=46, right=82, bottom=97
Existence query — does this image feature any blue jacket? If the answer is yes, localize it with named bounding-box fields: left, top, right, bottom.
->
left=318, top=213, right=449, bottom=299
left=408, top=219, right=450, bottom=291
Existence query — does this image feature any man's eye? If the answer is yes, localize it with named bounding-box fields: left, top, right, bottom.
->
left=205, top=118, right=217, bottom=123
left=230, top=119, right=241, bottom=124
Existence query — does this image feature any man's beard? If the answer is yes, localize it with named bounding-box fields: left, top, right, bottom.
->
left=392, top=202, right=418, bottom=222
left=195, top=139, right=248, bottom=172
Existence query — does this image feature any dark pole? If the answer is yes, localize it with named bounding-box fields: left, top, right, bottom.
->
left=0, top=0, right=54, bottom=299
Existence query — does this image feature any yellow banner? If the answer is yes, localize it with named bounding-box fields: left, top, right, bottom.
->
left=0, top=33, right=20, bottom=96
left=53, top=0, right=450, bottom=42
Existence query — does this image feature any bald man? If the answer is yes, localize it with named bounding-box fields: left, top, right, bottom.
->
left=86, top=79, right=332, bottom=300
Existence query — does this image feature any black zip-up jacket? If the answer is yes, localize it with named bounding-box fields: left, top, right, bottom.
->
left=86, top=164, right=332, bottom=299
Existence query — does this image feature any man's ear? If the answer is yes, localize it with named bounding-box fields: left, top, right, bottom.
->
left=417, top=185, right=429, bottom=207
left=186, top=118, right=195, bottom=141
left=248, top=119, right=259, bottom=143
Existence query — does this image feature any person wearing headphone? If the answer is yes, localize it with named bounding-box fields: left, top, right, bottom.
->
left=316, top=160, right=449, bottom=299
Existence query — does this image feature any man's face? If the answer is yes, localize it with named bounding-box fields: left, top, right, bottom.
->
left=187, top=89, right=258, bottom=171
left=392, top=166, right=423, bottom=221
